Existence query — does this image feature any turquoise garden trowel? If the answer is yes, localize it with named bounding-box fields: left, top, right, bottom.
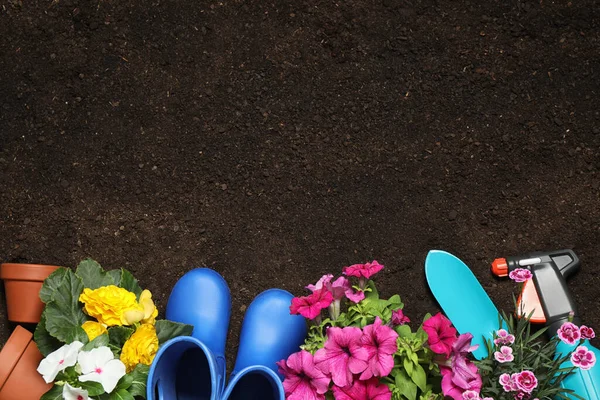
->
left=425, top=250, right=505, bottom=360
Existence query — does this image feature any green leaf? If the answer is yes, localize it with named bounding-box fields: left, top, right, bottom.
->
left=403, top=356, right=414, bottom=375
left=387, top=294, right=403, bottom=308
left=44, top=269, right=88, bottom=344
left=107, top=269, right=122, bottom=286
left=34, top=310, right=63, bottom=356
left=155, top=320, right=194, bottom=344
left=78, top=381, right=105, bottom=396
left=395, top=369, right=418, bottom=400
left=82, top=333, right=110, bottom=351
left=128, top=364, right=150, bottom=398
left=411, top=362, right=428, bottom=392
left=120, top=269, right=143, bottom=298
left=396, top=324, right=412, bottom=338
left=40, top=384, right=63, bottom=400
left=39, top=268, right=69, bottom=303
left=75, top=259, right=115, bottom=289
left=108, top=326, right=135, bottom=348
left=108, top=389, right=135, bottom=400
left=115, top=373, right=134, bottom=391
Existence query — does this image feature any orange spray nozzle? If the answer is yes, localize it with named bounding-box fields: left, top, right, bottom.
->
left=491, top=257, right=508, bottom=277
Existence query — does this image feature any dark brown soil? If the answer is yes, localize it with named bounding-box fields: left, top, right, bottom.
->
left=1, top=0, right=600, bottom=373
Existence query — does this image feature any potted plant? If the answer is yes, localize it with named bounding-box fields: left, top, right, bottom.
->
left=34, top=258, right=194, bottom=399
left=0, top=325, right=52, bottom=399
left=0, top=263, right=61, bottom=323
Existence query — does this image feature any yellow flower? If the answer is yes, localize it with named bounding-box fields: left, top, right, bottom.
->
left=120, top=324, right=159, bottom=372
left=81, top=320, right=108, bottom=341
left=139, top=289, right=159, bottom=325
left=79, top=285, right=145, bottom=326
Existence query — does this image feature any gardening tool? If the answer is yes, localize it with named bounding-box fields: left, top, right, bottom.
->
left=222, top=289, right=308, bottom=400
left=148, top=268, right=232, bottom=400
left=492, top=250, right=600, bottom=400
left=424, top=250, right=505, bottom=360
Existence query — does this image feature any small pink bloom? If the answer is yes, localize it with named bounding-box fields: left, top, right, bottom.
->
left=345, top=289, right=365, bottom=303
left=580, top=325, right=596, bottom=340
left=391, top=309, right=410, bottom=326
left=557, top=322, right=581, bottom=345
left=571, top=345, right=596, bottom=370
left=306, top=274, right=334, bottom=293
left=494, top=346, right=514, bottom=363
left=343, top=260, right=384, bottom=279
left=508, top=268, right=532, bottom=283
left=462, top=391, right=480, bottom=400
left=290, top=289, right=334, bottom=320
left=359, top=317, right=399, bottom=380
left=423, top=313, right=458, bottom=357
left=494, top=329, right=515, bottom=346
left=277, top=350, right=330, bottom=400
left=331, top=378, right=392, bottom=400
left=513, top=371, right=538, bottom=393
left=482, top=398, right=494, bottom=400
left=499, top=373, right=517, bottom=392
left=314, top=326, right=369, bottom=387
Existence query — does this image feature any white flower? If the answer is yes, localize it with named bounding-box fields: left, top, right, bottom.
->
left=77, top=346, right=126, bottom=393
left=62, top=383, right=89, bottom=400
left=37, top=341, right=85, bottom=383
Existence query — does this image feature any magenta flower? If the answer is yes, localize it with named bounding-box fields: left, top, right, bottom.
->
left=494, top=329, right=515, bottom=346
left=514, top=371, right=538, bottom=393
left=494, top=346, right=514, bottom=363
left=499, top=373, right=517, bottom=392
left=571, top=345, right=596, bottom=370
left=391, top=309, right=410, bottom=326
left=580, top=325, right=596, bottom=340
left=440, top=362, right=482, bottom=400
left=314, top=326, right=369, bottom=387
left=290, top=289, right=334, bottom=320
left=359, top=317, right=399, bottom=380
left=306, top=274, right=365, bottom=310
left=557, top=322, right=581, bottom=345
left=508, top=268, right=532, bottom=283
left=423, top=313, right=458, bottom=357
left=277, top=350, right=330, bottom=400
left=331, top=378, right=392, bottom=400
left=343, top=260, right=384, bottom=279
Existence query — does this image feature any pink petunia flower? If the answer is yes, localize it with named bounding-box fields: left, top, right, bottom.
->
left=331, top=378, right=392, bottom=400
left=494, top=329, right=515, bottom=346
left=440, top=362, right=482, bottom=400
left=290, top=289, right=334, bottom=320
left=314, top=326, right=369, bottom=387
left=359, top=317, right=399, bottom=380
left=440, top=333, right=481, bottom=400
left=277, top=350, right=331, bottom=400
left=508, top=268, right=532, bottom=283
left=557, top=322, right=581, bottom=345
left=571, top=345, right=596, bottom=370
left=391, top=309, right=410, bottom=326
left=513, top=371, right=538, bottom=393
left=494, top=346, right=514, bottom=363
left=343, top=260, right=384, bottom=279
left=423, top=313, right=458, bottom=357
left=580, top=325, right=596, bottom=340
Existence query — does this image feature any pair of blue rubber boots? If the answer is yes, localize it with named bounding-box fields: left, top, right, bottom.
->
left=147, top=268, right=307, bottom=400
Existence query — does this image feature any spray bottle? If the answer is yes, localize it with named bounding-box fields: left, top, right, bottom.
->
left=492, top=249, right=600, bottom=400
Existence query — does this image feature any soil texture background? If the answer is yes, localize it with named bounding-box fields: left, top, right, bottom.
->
left=1, top=0, right=600, bottom=373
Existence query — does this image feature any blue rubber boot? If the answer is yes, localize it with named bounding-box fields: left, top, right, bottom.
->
left=147, top=268, right=231, bottom=400
left=222, top=289, right=307, bottom=400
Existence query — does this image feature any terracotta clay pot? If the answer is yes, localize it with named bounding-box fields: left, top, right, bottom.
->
left=0, top=263, right=61, bottom=323
left=0, top=325, right=52, bottom=399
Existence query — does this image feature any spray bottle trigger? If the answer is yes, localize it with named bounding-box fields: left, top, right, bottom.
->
left=516, top=279, right=546, bottom=323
